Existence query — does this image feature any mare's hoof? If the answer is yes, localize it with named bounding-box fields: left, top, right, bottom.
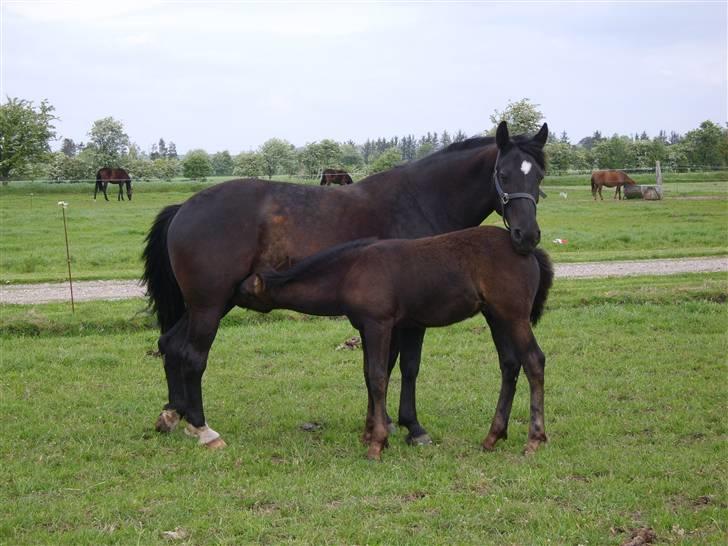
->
left=205, top=437, right=227, bottom=450
left=155, top=409, right=181, bottom=433
left=406, top=433, right=432, bottom=446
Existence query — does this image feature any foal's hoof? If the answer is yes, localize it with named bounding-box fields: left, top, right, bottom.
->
left=155, top=409, right=181, bottom=433
left=406, top=433, right=432, bottom=446
left=523, top=437, right=547, bottom=456
left=366, top=445, right=383, bottom=461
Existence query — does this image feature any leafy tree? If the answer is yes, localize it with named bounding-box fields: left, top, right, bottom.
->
left=182, top=149, right=212, bottom=180
left=544, top=141, right=573, bottom=174
left=440, top=130, right=452, bottom=149
left=61, top=138, right=77, bottom=157
left=0, top=97, right=57, bottom=180
left=233, top=151, right=265, bottom=177
left=415, top=142, right=435, bottom=160
left=370, top=147, right=402, bottom=173
left=577, top=131, right=605, bottom=150
left=453, top=130, right=468, bottom=143
left=167, top=141, right=178, bottom=159
left=153, top=158, right=179, bottom=181
left=211, top=150, right=234, bottom=176
left=682, top=121, right=726, bottom=166
left=158, top=138, right=168, bottom=158
left=340, top=143, right=364, bottom=172
left=87, top=117, right=129, bottom=167
left=488, top=98, right=544, bottom=136
left=592, top=135, right=633, bottom=169
left=259, top=138, right=295, bottom=179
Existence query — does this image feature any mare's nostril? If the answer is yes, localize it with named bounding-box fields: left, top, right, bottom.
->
left=512, top=228, right=523, bottom=242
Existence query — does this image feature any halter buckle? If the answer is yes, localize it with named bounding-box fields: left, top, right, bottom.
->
left=501, top=193, right=509, bottom=205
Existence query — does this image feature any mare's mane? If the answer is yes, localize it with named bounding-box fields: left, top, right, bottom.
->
left=430, top=133, right=545, bottom=169
left=261, top=238, right=378, bottom=288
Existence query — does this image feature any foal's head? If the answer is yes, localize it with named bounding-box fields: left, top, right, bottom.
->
left=493, top=121, right=548, bottom=254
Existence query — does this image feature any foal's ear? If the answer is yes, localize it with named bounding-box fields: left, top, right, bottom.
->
left=533, top=123, right=548, bottom=147
left=496, top=121, right=510, bottom=149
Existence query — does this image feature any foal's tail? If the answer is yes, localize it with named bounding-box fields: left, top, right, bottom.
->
left=142, top=204, right=185, bottom=333
left=530, top=248, right=554, bottom=325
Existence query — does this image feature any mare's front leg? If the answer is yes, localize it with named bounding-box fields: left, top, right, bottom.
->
left=397, top=328, right=431, bottom=445
left=360, top=321, right=393, bottom=460
left=103, top=182, right=109, bottom=201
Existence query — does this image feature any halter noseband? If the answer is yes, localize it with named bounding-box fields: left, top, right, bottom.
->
left=492, top=151, right=546, bottom=229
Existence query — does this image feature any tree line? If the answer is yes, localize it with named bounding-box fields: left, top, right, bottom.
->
left=1, top=97, right=726, bottom=183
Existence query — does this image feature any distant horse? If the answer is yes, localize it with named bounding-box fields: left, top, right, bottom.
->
left=590, top=170, right=635, bottom=200
left=143, top=121, right=548, bottom=449
left=320, top=168, right=353, bottom=186
left=237, top=226, right=553, bottom=460
left=95, top=168, right=132, bottom=201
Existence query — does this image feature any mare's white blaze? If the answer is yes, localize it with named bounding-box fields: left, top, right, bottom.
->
left=185, top=423, right=221, bottom=445
left=521, top=160, right=532, bottom=175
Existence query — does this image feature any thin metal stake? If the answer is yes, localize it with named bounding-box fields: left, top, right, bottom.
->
left=58, top=201, right=75, bottom=313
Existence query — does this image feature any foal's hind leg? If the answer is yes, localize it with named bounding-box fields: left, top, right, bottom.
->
left=397, top=328, right=431, bottom=445
left=360, top=321, right=393, bottom=460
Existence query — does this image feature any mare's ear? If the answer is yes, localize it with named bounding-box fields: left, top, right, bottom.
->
left=533, top=123, right=548, bottom=147
left=496, top=121, right=510, bottom=149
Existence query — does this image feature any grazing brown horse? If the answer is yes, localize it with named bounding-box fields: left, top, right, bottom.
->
left=142, top=121, right=548, bottom=449
left=320, top=168, right=354, bottom=186
left=590, top=169, right=635, bottom=200
left=95, top=168, right=132, bottom=201
left=237, top=226, right=553, bottom=460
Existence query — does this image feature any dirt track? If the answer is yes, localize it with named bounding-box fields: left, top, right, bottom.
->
left=1, top=256, right=726, bottom=305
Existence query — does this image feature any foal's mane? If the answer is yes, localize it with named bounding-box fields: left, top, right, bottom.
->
left=261, top=238, right=378, bottom=288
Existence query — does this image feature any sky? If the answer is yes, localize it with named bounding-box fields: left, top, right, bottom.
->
left=1, top=0, right=726, bottom=154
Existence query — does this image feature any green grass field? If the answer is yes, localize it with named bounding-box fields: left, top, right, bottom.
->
left=1, top=172, right=726, bottom=283
left=1, top=274, right=726, bottom=544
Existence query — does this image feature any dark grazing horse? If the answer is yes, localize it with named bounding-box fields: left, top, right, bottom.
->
left=320, top=168, right=354, bottom=186
left=142, top=121, right=548, bottom=449
left=95, top=168, right=133, bottom=201
left=590, top=169, right=636, bottom=200
left=236, top=226, right=553, bottom=460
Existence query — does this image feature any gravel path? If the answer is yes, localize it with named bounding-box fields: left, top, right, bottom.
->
left=1, top=256, right=726, bottom=305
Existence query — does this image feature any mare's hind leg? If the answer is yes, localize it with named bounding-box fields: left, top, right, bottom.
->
left=118, top=184, right=124, bottom=201
left=155, top=314, right=190, bottom=433
left=158, top=305, right=226, bottom=448
left=397, top=327, right=431, bottom=445
left=103, top=182, right=109, bottom=201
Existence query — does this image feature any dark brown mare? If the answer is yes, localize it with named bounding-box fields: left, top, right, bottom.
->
left=95, top=168, right=133, bottom=201
left=142, top=121, right=548, bottom=449
left=320, top=168, right=354, bottom=186
left=590, top=169, right=636, bottom=200
left=237, top=226, right=553, bottom=460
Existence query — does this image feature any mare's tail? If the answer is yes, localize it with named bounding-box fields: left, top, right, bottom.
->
left=142, top=204, right=185, bottom=333
left=590, top=174, right=596, bottom=195
left=530, top=248, right=554, bottom=325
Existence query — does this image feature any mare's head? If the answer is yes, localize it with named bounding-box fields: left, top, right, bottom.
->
left=493, top=121, right=548, bottom=254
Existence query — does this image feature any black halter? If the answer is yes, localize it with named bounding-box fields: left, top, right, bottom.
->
left=492, top=151, right=546, bottom=229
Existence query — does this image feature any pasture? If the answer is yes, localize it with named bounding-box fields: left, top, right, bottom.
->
left=1, top=173, right=726, bottom=544
left=1, top=274, right=726, bottom=544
